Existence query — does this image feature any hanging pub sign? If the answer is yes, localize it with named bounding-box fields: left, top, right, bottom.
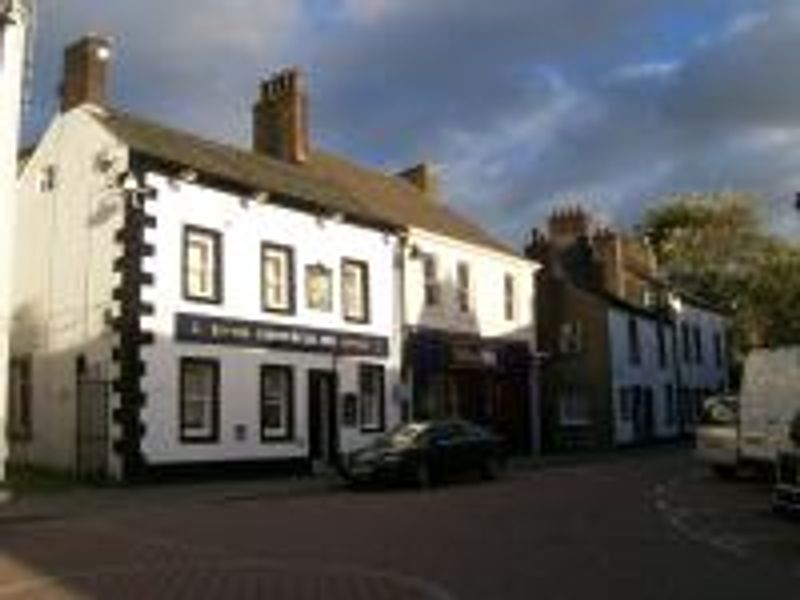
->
left=175, top=313, right=389, bottom=358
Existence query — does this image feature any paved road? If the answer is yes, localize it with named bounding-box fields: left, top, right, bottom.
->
left=0, top=448, right=797, bottom=599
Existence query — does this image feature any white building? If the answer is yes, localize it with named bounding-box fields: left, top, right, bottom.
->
left=0, top=0, right=34, bottom=482
left=10, top=36, right=540, bottom=480
left=608, top=298, right=728, bottom=446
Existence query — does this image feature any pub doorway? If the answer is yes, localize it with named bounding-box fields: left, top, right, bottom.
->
left=308, top=370, right=339, bottom=466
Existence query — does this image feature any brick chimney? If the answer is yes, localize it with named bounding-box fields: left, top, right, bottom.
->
left=593, top=227, right=624, bottom=297
left=252, top=69, right=310, bottom=164
left=60, top=35, right=112, bottom=112
left=547, top=206, right=591, bottom=248
left=396, top=163, right=439, bottom=200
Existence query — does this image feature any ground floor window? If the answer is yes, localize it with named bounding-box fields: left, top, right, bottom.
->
left=618, top=387, right=632, bottom=422
left=179, top=357, right=220, bottom=443
left=260, top=365, right=294, bottom=441
left=359, top=364, right=385, bottom=432
left=559, top=387, right=590, bottom=426
left=8, top=356, right=33, bottom=440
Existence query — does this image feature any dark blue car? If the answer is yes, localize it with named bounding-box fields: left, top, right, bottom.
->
left=342, top=419, right=507, bottom=488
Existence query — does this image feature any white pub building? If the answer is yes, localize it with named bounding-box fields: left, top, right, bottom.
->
left=9, top=36, right=540, bottom=480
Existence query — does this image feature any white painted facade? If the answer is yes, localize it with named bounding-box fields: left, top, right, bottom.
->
left=404, top=227, right=537, bottom=340
left=608, top=302, right=728, bottom=446
left=11, top=106, right=403, bottom=477
left=138, top=172, right=402, bottom=469
left=0, top=0, right=33, bottom=481
left=11, top=108, right=128, bottom=472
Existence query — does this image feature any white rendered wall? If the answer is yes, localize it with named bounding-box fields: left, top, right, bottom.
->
left=404, top=227, right=537, bottom=341
left=608, top=310, right=678, bottom=445
left=140, top=173, right=402, bottom=465
left=675, top=303, right=729, bottom=393
left=11, top=107, right=127, bottom=472
left=0, top=2, right=30, bottom=481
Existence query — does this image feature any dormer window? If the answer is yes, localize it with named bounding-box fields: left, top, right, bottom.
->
left=38, top=165, right=58, bottom=193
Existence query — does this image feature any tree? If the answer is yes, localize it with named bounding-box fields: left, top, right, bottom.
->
left=639, top=192, right=800, bottom=355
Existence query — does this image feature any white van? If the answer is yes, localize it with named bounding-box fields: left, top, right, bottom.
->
left=696, top=346, right=800, bottom=477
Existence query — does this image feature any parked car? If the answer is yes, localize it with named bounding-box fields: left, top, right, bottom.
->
left=341, top=419, right=507, bottom=488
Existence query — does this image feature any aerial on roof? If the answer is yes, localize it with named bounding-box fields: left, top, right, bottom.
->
left=88, top=107, right=519, bottom=258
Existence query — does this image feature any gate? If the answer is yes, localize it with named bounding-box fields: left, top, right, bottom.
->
left=76, top=378, right=110, bottom=481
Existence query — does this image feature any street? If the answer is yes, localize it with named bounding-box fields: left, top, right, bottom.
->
left=1, top=447, right=797, bottom=599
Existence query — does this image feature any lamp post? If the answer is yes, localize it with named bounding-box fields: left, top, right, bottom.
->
left=667, top=293, right=685, bottom=436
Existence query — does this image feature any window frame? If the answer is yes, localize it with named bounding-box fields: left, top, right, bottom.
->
left=422, top=253, right=440, bottom=307
left=341, top=258, right=370, bottom=324
left=261, top=242, right=295, bottom=315
left=627, top=317, right=641, bottom=366
left=182, top=225, right=223, bottom=305
left=456, top=261, right=471, bottom=313
left=179, top=357, right=221, bottom=444
left=8, top=355, right=33, bottom=441
left=504, top=273, right=515, bottom=321
left=358, top=363, right=386, bottom=433
left=259, top=364, right=295, bottom=442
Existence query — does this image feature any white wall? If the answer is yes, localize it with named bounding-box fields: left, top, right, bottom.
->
left=0, top=0, right=32, bottom=481
left=608, top=309, right=678, bottom=444
left=139, top=173, right=403, bottom=465
left=404, top=227, right=537, bottom=341
left=12, top=107, right=127, bottom=472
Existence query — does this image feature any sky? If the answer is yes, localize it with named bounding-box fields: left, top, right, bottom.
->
left=23, top=0, right=800, bottom=244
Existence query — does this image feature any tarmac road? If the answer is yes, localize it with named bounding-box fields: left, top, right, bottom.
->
left=0, top=447, right=797, bottom=599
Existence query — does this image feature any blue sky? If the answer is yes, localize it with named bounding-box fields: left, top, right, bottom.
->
left=24, top=0, right=800, bottom=243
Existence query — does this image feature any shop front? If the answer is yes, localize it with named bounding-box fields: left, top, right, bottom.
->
left=406, top=329, right=534, bottom=453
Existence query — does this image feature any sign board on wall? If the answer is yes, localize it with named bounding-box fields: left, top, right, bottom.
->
left=175, top=313, right=389, bottom=358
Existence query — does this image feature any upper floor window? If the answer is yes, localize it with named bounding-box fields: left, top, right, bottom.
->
left=693, top=326, right=704, bottom=364
left=681, top=323, right=691, bottom=364
left=456, top=261, right=470, bottom=313
left=305, top=264, right=333, bottom=312
left=559, top=321, right=583, bottom=354
left=183, top=225, right=223, bottom=304
left=179, top=357, right=220, bottom=443
left=714, top=332, right=723, bottom=367
left=627, top=317, right=641, bottom=366
left=656, top=324, right=667, bottom=368
left=504, top=274, right=515, bottom=321
left=38, top=165, right=58, bottom=193
left=342, top=259, right=369, bottom=323
left=422, top=253, right=440, bottom=307
left=261, top=242, right=294, bottom=314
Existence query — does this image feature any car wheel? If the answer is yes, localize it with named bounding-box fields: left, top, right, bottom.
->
left=416, top=461, right=434, bottom=489
left=712, top=464, right=737, bottom=480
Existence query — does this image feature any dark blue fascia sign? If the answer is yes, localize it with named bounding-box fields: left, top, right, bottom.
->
left=175, top=313, right=389, bottom=358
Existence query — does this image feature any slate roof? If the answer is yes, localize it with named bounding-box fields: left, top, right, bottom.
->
left=90, top=107, right=519, bottom=257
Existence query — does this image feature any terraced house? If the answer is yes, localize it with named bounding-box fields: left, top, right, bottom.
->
left=8, top=36, right=539, bottom=481
left=527, top=208, right=729, bottom=452
left=1, top=0, right=34, bottom=482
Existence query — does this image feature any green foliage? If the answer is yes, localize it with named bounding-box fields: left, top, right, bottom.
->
left=640, top=193, right=800, bottom=353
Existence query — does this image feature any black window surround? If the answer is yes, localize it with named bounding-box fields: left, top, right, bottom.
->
left=261, top=241, right=296, bottom=315
left=260, top=364, right=295, bottom=442
left=358, top=363, right=386, bottom=433
left=182, top=224, right=223, bottom=305
left=341, top=258, right=370, bottom=324
left=179, top=357, right=220, bottom=444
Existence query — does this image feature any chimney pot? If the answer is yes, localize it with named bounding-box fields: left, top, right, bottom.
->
left=60, top=35, right=112, bottom=112
left=252, top=68, right=310, bottom=163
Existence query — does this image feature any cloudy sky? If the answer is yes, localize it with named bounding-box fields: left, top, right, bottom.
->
left=24, top=0, right=800, bottom=243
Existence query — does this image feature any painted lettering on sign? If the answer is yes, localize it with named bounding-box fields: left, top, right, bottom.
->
left=175, top=313, right=389, bottom=358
